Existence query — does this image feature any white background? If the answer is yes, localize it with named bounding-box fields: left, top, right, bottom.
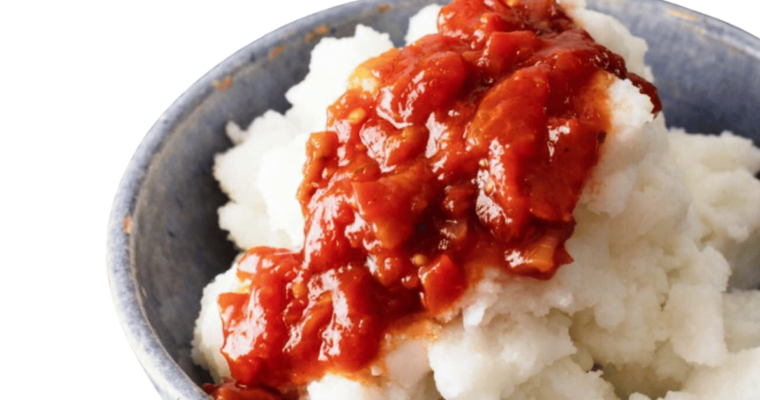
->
left=0, top=0, right=755, bottom=399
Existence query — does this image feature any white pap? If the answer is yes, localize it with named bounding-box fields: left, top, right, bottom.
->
left=193, top=1, right=760, bottom=399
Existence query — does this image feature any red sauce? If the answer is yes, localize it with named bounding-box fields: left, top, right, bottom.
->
left=204, top=380, right=281, bottom=400
left=208, top=0, right=660, bottom=397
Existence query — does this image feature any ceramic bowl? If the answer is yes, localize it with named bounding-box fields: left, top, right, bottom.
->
left=107, top=0, right=760, bottom=398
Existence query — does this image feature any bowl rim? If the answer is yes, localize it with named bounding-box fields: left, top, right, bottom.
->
left=106, top=0, right=760, bottom=399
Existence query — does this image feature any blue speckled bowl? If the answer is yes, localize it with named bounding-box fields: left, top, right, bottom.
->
left=106, top=0, right=760, bottom=399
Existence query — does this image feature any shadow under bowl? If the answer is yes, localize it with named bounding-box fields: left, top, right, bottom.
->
left=106, top=0, right=760, bottom=399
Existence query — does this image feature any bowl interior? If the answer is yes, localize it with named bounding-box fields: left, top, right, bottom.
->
left=117, top=0, right=760, bottom=398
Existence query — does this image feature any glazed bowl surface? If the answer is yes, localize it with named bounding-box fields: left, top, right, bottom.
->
left=106, top=0, right=760, bottom=398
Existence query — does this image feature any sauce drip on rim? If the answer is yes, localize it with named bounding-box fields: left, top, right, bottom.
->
left=207, top=0, right=661, bottom=397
